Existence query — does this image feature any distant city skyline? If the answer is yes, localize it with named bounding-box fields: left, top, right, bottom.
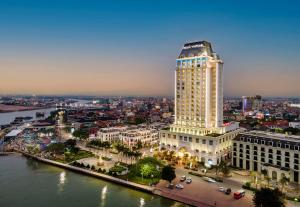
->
left=1, top=0, right=300, bottom=97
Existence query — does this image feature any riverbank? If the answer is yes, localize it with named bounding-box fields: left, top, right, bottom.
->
left=15, top=151, right=197, bottom=207
left=0, top=154, right=181, bottom=207
left=0, top=151, right=15, bottom=156
left=0, top=104, right=52, bottom=113
left=18, top=151, right=154, bottom=193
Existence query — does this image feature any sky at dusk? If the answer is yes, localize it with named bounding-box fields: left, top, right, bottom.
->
left=0, top=0, right=300, bottom=97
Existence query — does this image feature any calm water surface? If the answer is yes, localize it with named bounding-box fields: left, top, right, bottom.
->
left=0, top=108, right=56, bottom=125
left=0, top=155, right=185, bottom=207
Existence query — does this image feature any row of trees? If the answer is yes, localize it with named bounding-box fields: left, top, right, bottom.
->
left=113, top=142, right=142, bottom=164
left=215, top=160, right=231, bottom=177
left=253, top=188, right=285, bottom=207
left=72, top=129, right=89, bottom=139
left=249, top=170, right=290, bottom=193
left=86, top=140, right=143, bottom=164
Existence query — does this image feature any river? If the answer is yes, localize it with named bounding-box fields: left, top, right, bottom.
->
left=0, top=155, right=185, bottom=207
left=0, top=99, right=91, bottom=126
left=0, top=108, right=56, bottom=126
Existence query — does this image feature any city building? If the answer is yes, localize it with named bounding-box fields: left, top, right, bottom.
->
left=232, top=131, right=300, bottom=183
left=242, top=95, right=262, bottom=113
left=120, top=128, right=158, bottom=147
left=160, top=41, right=243, bottom=166
left=290, top=103, right=300, bottom=109
left=290, top=122, right=300, bottom=129
left=95, top=126, right=128, bottom=142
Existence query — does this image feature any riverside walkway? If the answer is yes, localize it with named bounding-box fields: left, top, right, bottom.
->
left=16, top=150, right=202, bottom=206
left=17, top=150, right=153, bottom=193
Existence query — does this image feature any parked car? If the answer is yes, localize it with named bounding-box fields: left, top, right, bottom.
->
left=180, top=175, right=186, bottom=182
left=203, top=176, right=216, bottom=183
left=186, top=178, right=192, bottom=184
left=175, top=184, right=184, bottom=189
left=219, top=187, right=224, bottom=192
left=225, top=188, right=232, bottom=195
left=234, top=189, right=245, bottom=199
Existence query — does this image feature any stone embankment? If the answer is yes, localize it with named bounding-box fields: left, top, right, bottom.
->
left=18, top=151, right=153, bottom=193
left=16, top=150, right=204, bottom=207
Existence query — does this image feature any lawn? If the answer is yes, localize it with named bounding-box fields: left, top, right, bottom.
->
left=52, top=150, right=94, bottom=163
left=128, top=175, right=160, bottom=185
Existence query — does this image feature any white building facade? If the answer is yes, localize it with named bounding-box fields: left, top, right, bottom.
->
left=120, top=129, right=158, bottom=147
left=232, top=131, right=300, bottom=183
left=96, top=127, right=128, bottom=142
left=160, top=41, right=242, bottom=166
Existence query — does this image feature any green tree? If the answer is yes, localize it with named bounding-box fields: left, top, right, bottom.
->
left=161, top=165, right=176, bottom=183
left=265, top=176, right=271, bottom=187
left=279, top=175, right=289, bottom=192
left=46, top=143, right=65, bottom=154
left=253, top=188, right=285, bottom=207
left=140, top=164, right=158, bottom=178
left=219, top=160, right=230, bottom=177
left=136, top=140, right=143, bottom=149
left=64, top=139, right=76, bottom=148
left=72, top=129, right=89, bottom=139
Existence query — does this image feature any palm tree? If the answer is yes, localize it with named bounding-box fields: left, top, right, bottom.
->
left=261, top=169, right=271, bottom=188
left=162, top=150, right=168, bottom=160
left=102, top=141, right=111, bottom=157
left=220, top=161, right=230, bottom=177
left=123, top=147, right=130, bottom=164
left=265, top=176, right=271, bottom=188
left=250, top=171, right=259, bottom=189
left=133, top=151, right=142, bottom=163
left=114, top=142, right=124, bottom=162
left=127, top=150, right=134, bottom=165
left=279, top=175, right=289, bottom=193
left=215, top=161, right=221, bottom=177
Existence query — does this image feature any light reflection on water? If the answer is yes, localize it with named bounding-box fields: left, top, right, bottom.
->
left=139, top=198, right=145, bottom=207
left=58, top=171, right=66, bottom=192
left=100, top=185, right=107, bottom=207
left=1, top=155, right=188, bottom=207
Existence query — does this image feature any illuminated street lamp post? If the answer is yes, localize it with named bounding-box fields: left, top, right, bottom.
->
left=151, top=174, right=154, bottom=185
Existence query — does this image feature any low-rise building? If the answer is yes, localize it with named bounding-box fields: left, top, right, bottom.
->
left=96, top=126, right=128, bottom=142
left=232, top=131, right=300, bottom=183
left=120, top=128, right=158, bottom=147
left=160, top=125, right=244, bottom=166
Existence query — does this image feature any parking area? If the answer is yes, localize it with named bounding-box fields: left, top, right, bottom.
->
left=155, top=168, right=254, bottom=207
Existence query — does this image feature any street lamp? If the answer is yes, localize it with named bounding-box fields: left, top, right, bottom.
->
left=151, top=174, right=154, bottom=185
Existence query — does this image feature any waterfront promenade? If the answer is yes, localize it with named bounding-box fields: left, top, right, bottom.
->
left=18, top=151, right=154, bottom=193
left=15, top=151, right=212, bottom=206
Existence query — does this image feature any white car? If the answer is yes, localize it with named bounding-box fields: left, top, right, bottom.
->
left=219, top=187, right=225, bottom=192
left=180, top=175, right=186, bottom=182
left=186, top=178, right=192, bottom=184
left=203, top=176, right=217, bottom=183
left=175, top=184, right=184, bottom=189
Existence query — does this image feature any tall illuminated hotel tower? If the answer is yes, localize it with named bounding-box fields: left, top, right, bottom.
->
left=174, top=41, right=223, bottom=132
left=160, top=41, right=243, bottom=166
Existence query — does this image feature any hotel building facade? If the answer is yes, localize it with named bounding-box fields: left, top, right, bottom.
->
left=232, top=131, right=300, bottom=183
left=160, top=41, right=243, bottom=166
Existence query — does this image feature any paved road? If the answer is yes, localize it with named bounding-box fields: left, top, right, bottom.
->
left=159, top=167, right=254, bottom=207
left=156, top=167, right=300, bottom=207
